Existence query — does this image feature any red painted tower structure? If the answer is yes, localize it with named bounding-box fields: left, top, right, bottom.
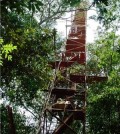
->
left=37, top=3, right=107, bottom=134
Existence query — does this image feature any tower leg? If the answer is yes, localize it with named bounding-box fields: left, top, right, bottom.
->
left=82, top=121, right=86, bottom=134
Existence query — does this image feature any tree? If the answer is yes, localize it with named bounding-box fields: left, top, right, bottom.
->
left=1, top=104, right=35, bottom=134
left=93, top=0, right=120, bottom=28
left=87, top=2, right=120, bottom=132
left=1, top=0, right=70, bottom=133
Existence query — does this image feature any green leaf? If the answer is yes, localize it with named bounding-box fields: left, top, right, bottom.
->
left=37, top=1, right=43, bottom=6
left=0, top=38, right=4, bottom=44
left=8, top=55, right=12, bottom=61
left=35, top=4, right=40, bottom=11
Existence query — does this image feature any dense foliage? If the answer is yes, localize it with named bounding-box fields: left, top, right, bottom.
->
left=87, top=31, right=120, bottom=133
left=87, top=1, right=120, bottom=132
left=1, top=105, right=35, bottom=134
left=1, top=0, right=65, bottom=133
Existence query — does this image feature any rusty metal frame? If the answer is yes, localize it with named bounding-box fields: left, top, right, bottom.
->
left=46, top=109, right=77, bottom=134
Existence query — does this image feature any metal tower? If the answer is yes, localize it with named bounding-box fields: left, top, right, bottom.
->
left=37, top=3, right=107, bottom=134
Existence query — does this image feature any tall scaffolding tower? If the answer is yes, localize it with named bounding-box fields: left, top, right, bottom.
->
left=37, top=2, right=107, bottom=134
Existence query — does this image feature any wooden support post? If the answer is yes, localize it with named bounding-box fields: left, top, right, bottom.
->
left=7, top=105, right=16, bottom=134
left=46, top=109, right=77, bottom=134
left=82, top=121, right=86, bottom=134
